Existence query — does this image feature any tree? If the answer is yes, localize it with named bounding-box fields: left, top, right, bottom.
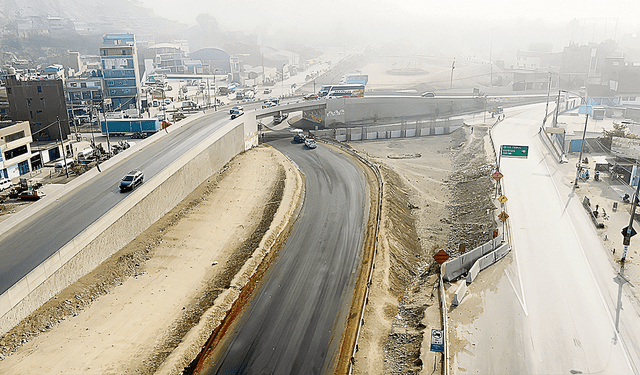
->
left=600, top=122, right=637, bottom=150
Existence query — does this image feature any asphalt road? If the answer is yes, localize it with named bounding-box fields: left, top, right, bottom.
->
left=455, top=104, right=640, bottom=374
left=199, top=138, right=368, bottom=375
left=0, top=108, right=237, bottom=295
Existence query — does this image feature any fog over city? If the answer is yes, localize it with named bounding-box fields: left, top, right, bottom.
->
left=138, top=0, right=639, bottom=59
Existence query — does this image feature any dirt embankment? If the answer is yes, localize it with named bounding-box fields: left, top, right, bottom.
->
left=351, top=125, right=497, bottom=374
left=0, top=145, right=304, bottom=374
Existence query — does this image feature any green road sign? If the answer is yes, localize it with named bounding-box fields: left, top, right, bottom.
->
left=501, top=145, right=529, bottom=158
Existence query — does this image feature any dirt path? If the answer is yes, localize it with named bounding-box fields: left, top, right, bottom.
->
left=0, top=145, right=304, bottom=374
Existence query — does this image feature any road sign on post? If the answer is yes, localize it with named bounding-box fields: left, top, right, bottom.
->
left=498, top=195, right=508, bottom=204
left=433, top=250, right=449, bottom=264
left=501, top=145, right=529, bottom=158
left=498, top=211, right=509, bottom=221
left=430, top=329, right=444, bottom=352
left=492, top=171, right=504, bottom=181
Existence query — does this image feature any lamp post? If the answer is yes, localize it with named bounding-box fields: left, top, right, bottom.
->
left=282, top=63, right=286, bottom=98
left=450, top=59, right=455, bottom=89
left=213, top=69, right=219, bottom=111
left=553, top=89, right=590, bottom=188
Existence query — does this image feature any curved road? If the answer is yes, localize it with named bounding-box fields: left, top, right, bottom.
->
left=199, top=138, right=368, bottom=374
left=0, top=108, right=242, bottom=295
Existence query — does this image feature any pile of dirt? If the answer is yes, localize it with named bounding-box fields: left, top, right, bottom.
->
left=445, top=127, right=497, bottom=257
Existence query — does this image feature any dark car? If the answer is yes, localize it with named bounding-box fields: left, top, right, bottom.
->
left=293, top=133, right=306, bottom=143
left=231, top=109, right=244, bottom=119
left=119, top=170, right=144, bottom=192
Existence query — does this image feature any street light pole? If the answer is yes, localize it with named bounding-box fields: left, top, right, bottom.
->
left=574, top=104, right=589, bottom=188
left=450, top=59, right=455, bottom=89
left=282, top=64, right=285, bottom=98
left=543, top=72, right=552, bottom=127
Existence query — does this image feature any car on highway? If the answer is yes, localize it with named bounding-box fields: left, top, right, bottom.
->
left=293, top=133, right=306, bottom=143
left=263, top=88, right=272, bottom=94
left=119, top=170, right=144, bottom=192
left=230, top=105, right=244, bottom=114
left=231, top=109, right=244, bottom=119
left=304, top=93, right=319, bottom=100
left=421, top=91, right=435, bottom=97
left=274, top=113, right=288, bottom=124
left=304, top=138, right=317, bottom=149
left=262, top=101, right=277, bottom=109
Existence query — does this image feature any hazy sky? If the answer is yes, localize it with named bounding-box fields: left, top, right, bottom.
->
left=138, top=0, right=639, bottom=31
left=136, top=0, right=639, bottom=59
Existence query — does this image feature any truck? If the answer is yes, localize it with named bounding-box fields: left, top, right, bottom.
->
left=181, top=100, right=201, bottom=111
left=100, top=119, right=161, bottom=136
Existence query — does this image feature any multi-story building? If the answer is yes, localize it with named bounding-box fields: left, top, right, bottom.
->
left=4, top=73, right=70, bottom=141
left=65, top=73, right=105, bottom=118
left=0, top=121, right=33, bottom=179
left=149, top=43, right=186, bottom=74
left=100, top=33, right=141, bottom=113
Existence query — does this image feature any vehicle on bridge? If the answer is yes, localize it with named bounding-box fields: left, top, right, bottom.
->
left=119, top=170, right=144, bottom=192
left=274, top=113, right=288, bottom=124
left=304, top=93, right=319, bottom=100
left=231, top=109, right=244, bottom=119
left=262, top=101, right=277, bottom=109
left=230, top=106, right=243, bottom=114
left=421, top=91, right=435, bottom=97
left=319, top=84, right=365, bottom=99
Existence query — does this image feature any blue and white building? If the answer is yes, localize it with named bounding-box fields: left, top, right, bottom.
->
left=100, top=34, right=141, bottom=113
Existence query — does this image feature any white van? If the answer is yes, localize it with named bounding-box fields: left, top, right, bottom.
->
left=0, top=178, right=11, bottom=192
left=54, top=158, right=75, bottom=170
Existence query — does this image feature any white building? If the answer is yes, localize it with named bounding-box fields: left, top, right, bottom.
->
left=0, top=121, right=33, bottom=180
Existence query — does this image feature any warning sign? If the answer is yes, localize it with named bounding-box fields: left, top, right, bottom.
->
left=492, top=171, right=504, bottom=181
left=498, top=211, right=509, bottom=221
left=498, top=195, right=508, bottom=204
left=433, top=250, right=450, bottom=264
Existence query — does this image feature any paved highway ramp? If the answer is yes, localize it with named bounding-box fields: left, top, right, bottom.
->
left=196, top=138, right=369, bottom=374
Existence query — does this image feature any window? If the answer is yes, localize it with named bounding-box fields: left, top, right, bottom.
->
left=6, top=87, right=11, bottom=94
left=4, top=145, right=28, bottom=160
left=18, top=160, right=30, bottom=175
left=81, top=83, right=87, bottom=88
left=6, top=131, right=25, bottom=143
left=37, top=85, right=42, bottom=92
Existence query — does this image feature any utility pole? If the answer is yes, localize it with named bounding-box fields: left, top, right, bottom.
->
left=553, top=90, right=561, bottom=127
left=56, top=116, right=69, bottom=178
left=450, top=59, right=455, bottom=89
left=622, top=177, right=640, bottom=263
left=543, top=72, right=552, bottom=127
left=101, top=100, right=111, bottom=157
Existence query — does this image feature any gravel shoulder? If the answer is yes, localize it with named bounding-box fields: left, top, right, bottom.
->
left=0, top=145, right=304, bottom=374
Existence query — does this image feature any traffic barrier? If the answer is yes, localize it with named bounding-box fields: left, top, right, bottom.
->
left=442, top=234, right=503, bottom=281
left=452, top=280, right=467, bottom=306
left=466, top=260, right=480, bottom=284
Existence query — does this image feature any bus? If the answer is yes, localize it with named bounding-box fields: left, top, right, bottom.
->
left=319, top=84, right=366, bottom=98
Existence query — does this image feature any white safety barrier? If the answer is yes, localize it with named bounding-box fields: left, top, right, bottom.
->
left=442, top=234, right=503, bottom=282
left=452, top=280, right=467, bottom=306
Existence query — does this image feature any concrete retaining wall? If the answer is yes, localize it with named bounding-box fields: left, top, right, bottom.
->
left=314, top=118, right=464, bottom=141
left=0, top=114, right=258, bottom=335
left=442, top=234, right=503, bottom=282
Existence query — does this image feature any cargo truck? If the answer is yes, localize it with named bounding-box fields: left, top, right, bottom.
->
left=100, top=118, right=161, bottom=136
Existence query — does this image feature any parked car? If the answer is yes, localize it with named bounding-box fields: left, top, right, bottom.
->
left=421, top=92, right=435, bottom=97
left=263, top=88, right=272, bottom=94
left=0, top=178, right=11, bottom=192
left=164, top=98, right=171, bottom=105
left=54, top=158, right=75, bottom=171
left=230, top=106, right=244, bottom=114
left=304, top=138, right=317, bottom=149
left=231, top=109, right=244, bottom=119
left=119, top=170, right=144, bottom=192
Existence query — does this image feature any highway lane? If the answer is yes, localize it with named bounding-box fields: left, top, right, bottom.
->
left=0, top=109, right=236, bottom=295
left=199, top=138, right=368, bottom=374
left=454, top=104, right=640, bottom=374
